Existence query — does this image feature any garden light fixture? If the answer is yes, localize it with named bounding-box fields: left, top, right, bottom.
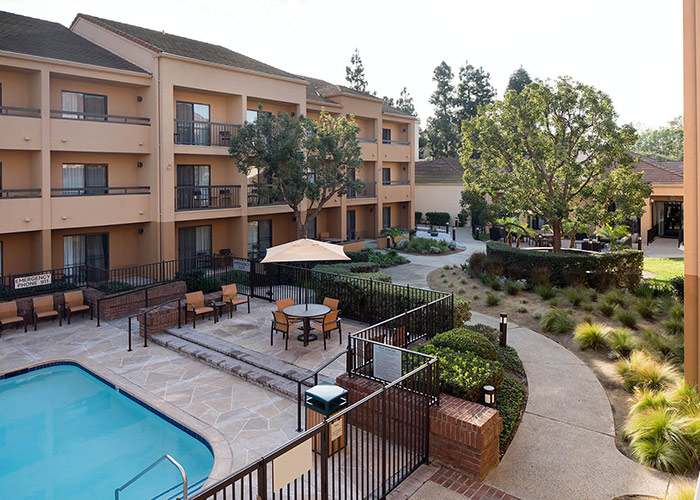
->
left=484, top=385, right=495, bottom=406
left=500, top=313, right=508, bottom=347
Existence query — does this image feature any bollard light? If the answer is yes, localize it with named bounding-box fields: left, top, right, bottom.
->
left=484, top=385, right=495, bottom=406
left=499, top=313, right=508, bottom=347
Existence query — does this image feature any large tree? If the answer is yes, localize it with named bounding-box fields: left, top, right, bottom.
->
left=384, top=87, right=416, bottom=115
left=506, top=66, right=532, bottom=94
left=455, top=61, right=496, bottom=124
left=229, top=110, right=364, bottom=238
left=631, top=116, right=683, bottom=161
left=346, top=48, right=369, bottom=93
left=461, top=77, right=652, bottom=252
left=425, top=62, right=459, bottom=158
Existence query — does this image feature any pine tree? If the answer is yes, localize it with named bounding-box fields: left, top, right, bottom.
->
left=506, top=66, right=532, bottom=94
left=455, top=62, right=496, bottom=124
left=345, top=49, right=369, bottom=93
left=425, top=62, right=458, bottom=158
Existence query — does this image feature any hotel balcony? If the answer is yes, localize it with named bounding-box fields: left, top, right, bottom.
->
left=50, top=110, right=151, bottom=153
left=382, top=139, right=411, bottom=162
left=381, top=179, right=411, bottom=203
left=174, top=120, right=240, bottom=152
left=347, top=181, right=377, bottom=205
left=358, top=137, right=378, bottom=160
left=247, top=184, right=286, bottom=206
left=0, top=106, right=42, bottom=150
left=0, top=189, right=43, bottom=233
left=50, top=186, right=151, bottom=228
left=175, top=185, right=241, bottom=211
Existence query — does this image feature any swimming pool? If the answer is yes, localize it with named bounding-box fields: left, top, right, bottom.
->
left=0, top=362, right=214, bottom=500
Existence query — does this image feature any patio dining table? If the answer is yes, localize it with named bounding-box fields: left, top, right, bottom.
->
left=283, top=303, right=330, bottom=346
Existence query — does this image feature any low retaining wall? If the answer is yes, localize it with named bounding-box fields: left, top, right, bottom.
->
left=99, top=281, right=186, bottom=322
left=336, top=373, right=502, bottom=480
left=136, top=289, right=218, bottom=337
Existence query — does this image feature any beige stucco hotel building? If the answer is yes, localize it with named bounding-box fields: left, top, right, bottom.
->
left=0, top=11, right=416, bottom=277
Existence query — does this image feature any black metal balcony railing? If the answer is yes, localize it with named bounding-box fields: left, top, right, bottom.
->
left=51, top=186, right=150, bottom=197
left=50, top=110, right=150, bottom=125
left=0, top=188, right=42, bottom=198
left=174, top=120, right=240, bottom=147
left=247, top=184, right=285, bottom=206
left=382, top=139, right=411, bottom=145
left=348, top=181, right=376, bottom=199
left=382, top=179, right=411, bottom=186
left=0, top=106, right=41, bottom=118
left=357, top=137, right=377, bottom=143
left=175, top=185, right=241, bottom=211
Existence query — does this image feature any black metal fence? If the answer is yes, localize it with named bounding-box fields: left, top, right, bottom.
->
left=175, top=185, right=241, bottom=211
left=190, top=358, right=438, bottom=500
left=247, top=184, right=286, bottom=206
left=0, top=265, right=87, bottom=301
left=174, top=119, right=239, bottom=146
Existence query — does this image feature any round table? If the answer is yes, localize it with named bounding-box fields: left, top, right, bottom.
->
left=283, top=304, right=330, bottom=346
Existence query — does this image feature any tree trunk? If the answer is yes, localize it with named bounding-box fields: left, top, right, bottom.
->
left=295, top=210, right=306, bottom=239
left=552, top=221, right=562, bottom=252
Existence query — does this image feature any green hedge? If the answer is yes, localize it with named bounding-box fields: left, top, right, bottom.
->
left=485, top=241, right=643, bottom=289
left=415, top=344, right=503, bottom=401
left=494, top=377, right=525, bottom=447
left=431, top=327, right=498, bottom=361
left=425, top=212, right=451, bottom=226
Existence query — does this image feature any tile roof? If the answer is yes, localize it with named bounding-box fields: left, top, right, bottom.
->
left=415, top=157, right=464, bottom=184
left=632, top=155, right=684, bottom=185
left=0, top=11, right=147, bottom=73
left=297, top=75, right=342, bottom=106
left=76, top=14, right=304, bottom=81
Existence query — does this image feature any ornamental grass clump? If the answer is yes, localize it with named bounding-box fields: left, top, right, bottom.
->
left=485, top=291, right=502, bottom=306
left=563, top=287, right=586, bottom=307
left=607, top=328, right=639, bottom=358
left=597, top=301, right=617, bottom=317
left=616, top=350, right=681, bottom=392
left=662, top=301, right=684, bottom=336
left=602, top=289, right=629, bottom=308
left=431, top=327, right=498, bottom=361
left=641, top=328, right=684, bottom=363
left=534, top=285, right=557, bottom=300
left=504, top=280, right=522, bottom=296
left=616, top=309, right=639, bottom=329
left=540, top=308, right=576, bottom=334
left=666, top=480, right=698, bottom=500
left=573, top=322, right=610, bottom=350
left=631, top=297, right=660, bottom=320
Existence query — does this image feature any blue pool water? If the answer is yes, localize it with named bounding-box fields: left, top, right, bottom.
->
left=0, top=363, right=214, bottom=500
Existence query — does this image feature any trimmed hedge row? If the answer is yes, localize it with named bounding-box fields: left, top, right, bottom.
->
left=432, top=327, right=498, bottom=361
left=485, top=241, right=643, bottom=289
left=425, top=212, right=451, bottom=226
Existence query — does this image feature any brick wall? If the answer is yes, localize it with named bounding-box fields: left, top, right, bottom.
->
left=336, top=373, right=502, bottom=480
left=99, top=281, right=186, bottom=321
left=136, top=289, right=219, bottom=337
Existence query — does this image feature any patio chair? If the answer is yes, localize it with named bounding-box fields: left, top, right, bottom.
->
left=0, top=300, right=26, bottom=337
left=185, top=291, right=215, bottom=328
left=270, top=311, right=302, bottom=350
left=32, top=295, right=61, bottom=331
left=276, top=298, right=294, bottom=312
left=221, top=284, right=250, bottom=316
left=63, top=290, right=92, bottom=324
left=310, top=297, right=339, bottom=322
left=311, top=310, right=342, bottom=350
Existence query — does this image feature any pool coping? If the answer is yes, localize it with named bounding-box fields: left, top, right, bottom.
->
left=0, top=357, right=234, bottom=490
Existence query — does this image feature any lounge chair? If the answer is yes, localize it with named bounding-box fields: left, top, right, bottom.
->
left=311, top=310, right=342, bottom=349
left=270, top=311, right=302, bottom=350
left=221, top=284, right=250, bottom=316
left=185, top=291, right=215, bottom=328
left=63, top=290, right=92, bottom=324
left=32, top=295, right=61, bottom=330
left=0, top=300, right=26, bottom=337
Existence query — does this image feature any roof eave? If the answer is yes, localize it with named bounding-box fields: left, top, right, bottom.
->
left=0, top=49, right=152, bottom=77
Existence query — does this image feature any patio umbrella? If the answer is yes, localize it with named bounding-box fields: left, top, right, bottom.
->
left=261, top=238, right=350, bottom=309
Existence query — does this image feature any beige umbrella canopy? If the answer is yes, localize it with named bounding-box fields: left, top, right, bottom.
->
left=261, top=238, right=350, bottom=308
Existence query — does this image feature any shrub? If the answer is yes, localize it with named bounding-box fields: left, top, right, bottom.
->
left=490, top=279, right=503, bottom=291
left=666, top=481, right=698, bottom=500
left=582, top=313, right=594, bottom=324
left=467, top=323, right=500, bottom=344
left=415, top=345, right=503, bottom=402
left=459, top=277, right=468, bottom=284
left=404, top=237, right=451, bottom=254
left=453, top=297, right=472, bottom=326
left=631, top=297, right=660, bottom=320
left=467, top=252, right=488, bottom=277
left=608, top=328, right=639, bottom=357
left=534, top=285, right=557, bottom=300
left=432, top=327, right=498, bottom=360
left=425, top=211, right=450, bottom=226
left=174, top=268, right=218, bottom=293
left=634, top=281, right=672, bottom=299
left=602, top=289, right=630, bottom=308
left=517, top=305, right=527, bottom=313
left=547, top=298, right=558, bottom=308
left=616, top=351, right=681, bottom=392
left=415, top=211, right=423, bottom=225
left=540, top=308, right=576, bottom=334
left=597, top=302, right=617, bottom=317
left=616, top=309, right=639, bottom=329
left=354, top=272, right=392, bottom=282
left=563, top=287, right=586, bottom=306
left=531, top=310, right=542, bottom=320
left=641, top=328, right=684, bottom=363
left=669, top=275, right=684, bottom=301
left=573, top=322, right=610, bottom=350
left=486, top=241, right=643, bottom=289
left=485, top=291, right=501, bottom=306
left=457, top=287, right=465, bottom=294
left=504, top=280, right=522, bottom=296
left=530, top=267, right=551, bottom=287
left=581, top=300, right=594, bottom=313
left=473, top=294, right=480, bottom=300
left=663, top=317, right=684, bottom=336
left=496, top=345, right=524, bottom=375
left=493, top=377, right=525, bottom=447
left=483, top=257, right=504, bottom=277
left=102, top=280, right=134, bottom=294
left=442, top=278, right=448, bottom=284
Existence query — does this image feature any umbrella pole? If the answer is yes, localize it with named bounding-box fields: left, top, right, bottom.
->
left=305, top=262, right=309, bottom=309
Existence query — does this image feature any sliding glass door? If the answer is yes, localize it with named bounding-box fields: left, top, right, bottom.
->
left=62, top=164, right=108, bottom=196
left=247, top=220, right=272, bottom=260
left=177, top=165, right=210, bottom=209
left=176, top=101, right=211, bottom=145
left=63, top=233, right=109, bottom=269
left=178, top=226, right=212, bottom=268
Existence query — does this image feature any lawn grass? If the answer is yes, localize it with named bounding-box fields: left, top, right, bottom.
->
left=643, top=257, right=683, bottom=284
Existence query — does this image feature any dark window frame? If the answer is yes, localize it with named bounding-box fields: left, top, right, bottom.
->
left=61, top=163, right=109, bottom=195
left=63, top=232, right=110, bottom=269
left=178, top=224, right=213, bottom=261
left=61, top=90, right=108, bottom=120
left=382, top=128, right=392, bottom=144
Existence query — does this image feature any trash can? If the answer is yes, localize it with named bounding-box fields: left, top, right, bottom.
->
left=305, top=383, right=348, bottom=454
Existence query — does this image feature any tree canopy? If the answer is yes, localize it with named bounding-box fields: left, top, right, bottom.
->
left=345, top=48, right=369, bottom=93
left=505, top=66, right=532, bottom=94
left=229, top=110, right=364, bottom=238
left=630, top=116, right=683, bottom=161
left=384, top=87, right=416, bottom=115
left=461, top=77, right=652, bottom=251
left=424, top=61, right=459, bottom=158
left=455, top=61, right=496, bottom=124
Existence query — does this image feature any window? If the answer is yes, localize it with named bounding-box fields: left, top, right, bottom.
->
left=176, top=101, right=210, bottom=145
left=307, top=217, right=317, bottom=240
left=176, top=165, right=211, bottom=209
left=178, top=225, right=212, bottom=261
left=382, top=206, right=391, bottom=229
left=64, top=233, right=109, bottom=269
left=347, top=210, right=356, bottom=240
left=62, top=164, right=108, bottom=196
left=62, top=91, right=107, bottom=120
left=382, top=168, right=391, bottom=185
left=382, top=128, right=392, bottom=144
left=248, top=220, right=272, bottom=259
left=246, top=109, right=272, bottom=123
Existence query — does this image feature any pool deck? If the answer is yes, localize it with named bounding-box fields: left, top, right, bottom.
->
left=0, top=304, right=360, bottom=489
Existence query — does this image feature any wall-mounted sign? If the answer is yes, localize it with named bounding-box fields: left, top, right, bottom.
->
left=233, top=260, right=250, bottom=272
left=14, top=273, right=51, bottom=289
left=272, top=438, right=313, bottom=492
left=373, top=344, right=403, bottom=382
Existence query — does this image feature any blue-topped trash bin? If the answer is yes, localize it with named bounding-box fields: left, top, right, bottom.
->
left=305, top=383, right=348, bottom=454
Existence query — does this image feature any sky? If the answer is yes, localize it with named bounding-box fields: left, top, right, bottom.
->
left=3, top=0, right=682, bottom=131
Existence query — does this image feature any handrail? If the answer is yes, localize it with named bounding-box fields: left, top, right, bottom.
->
left=0, top=188, right=42, bottom=198
left=115, top=454, right=187, bottom=500
left=51, top=186, right=150, bottom=196
left=127, top=297, right=182, bottom=351
left=96, top=280, right=180, bottom=326
left=382, top=139, right=411, bottom=145
left=50, top=109, right=150, bottom=125
left=296, top=348, right=350, bottom=431
left=357, top=137, right=377, bottom=143
left=0, top=105, right=41, bottom=118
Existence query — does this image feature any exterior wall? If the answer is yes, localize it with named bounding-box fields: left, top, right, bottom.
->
left=415, top=184, right=464, bottom=221
left=639, top=184, right=684, bottom=243
left=683, top=0, right=700, bottom=387
left=50, top=223, right=147, bottom=269
left=0, top=231, right=43, bottom=275
left=0, top=150, right=38, bottom=189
